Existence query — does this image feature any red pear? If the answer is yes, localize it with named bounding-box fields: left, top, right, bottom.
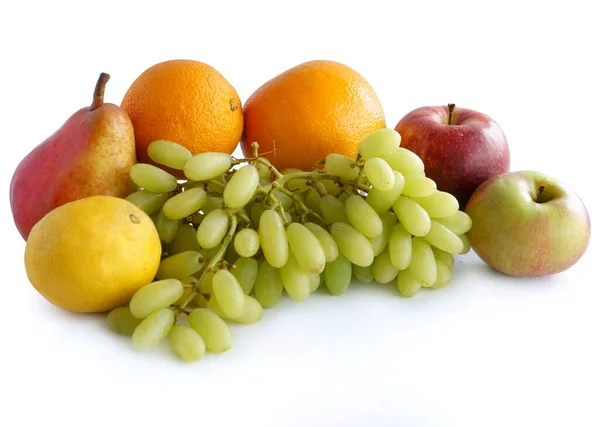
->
left=10, top=73, right=137, bottom=240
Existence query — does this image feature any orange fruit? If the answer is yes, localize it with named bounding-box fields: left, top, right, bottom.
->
left=121, top=59, right=243, bottom=174
left=241, top=60, right=386, bottom=171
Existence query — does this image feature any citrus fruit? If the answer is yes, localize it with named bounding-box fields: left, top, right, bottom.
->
left=241, top=60, right=386, bottom=171
left=121, top=59, right=243, bottom=175
left=24, top=195, right=162, bottom=313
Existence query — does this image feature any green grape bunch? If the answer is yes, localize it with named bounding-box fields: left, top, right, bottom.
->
left=108, top=130, right=473, bottom=362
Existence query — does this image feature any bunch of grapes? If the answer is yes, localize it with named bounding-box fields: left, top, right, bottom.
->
left=107, top=129, right=472, bottom=362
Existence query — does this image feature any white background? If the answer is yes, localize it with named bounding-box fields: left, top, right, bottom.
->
left=1, top=1, right=598, bottom=426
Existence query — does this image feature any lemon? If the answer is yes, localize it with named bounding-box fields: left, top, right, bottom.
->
left=25, top=195, right=162, bottom=313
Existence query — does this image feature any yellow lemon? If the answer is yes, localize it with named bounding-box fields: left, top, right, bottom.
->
left=25, top=195, right=162, bottom=313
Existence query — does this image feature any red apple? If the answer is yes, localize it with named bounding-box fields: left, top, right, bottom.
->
left=394, top=104, right=510, bottom=208
left=465, top=171, right=591, bottom=276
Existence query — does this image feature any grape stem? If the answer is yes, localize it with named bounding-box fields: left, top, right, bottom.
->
left=207, top=179, right=226, bottom=189
left=174, top=214, right=238, bottom=314
left=276, top=185, right=325, bottom=224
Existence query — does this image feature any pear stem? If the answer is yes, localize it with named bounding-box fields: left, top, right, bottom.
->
left=447, top=103, right=456, bottom=125
left=537, top=185, right=546, bottom=203
left=90, top=73, right=110, bottom=111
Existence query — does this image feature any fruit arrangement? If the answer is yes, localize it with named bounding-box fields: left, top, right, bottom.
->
left=10, top=59, right=591, bottom=363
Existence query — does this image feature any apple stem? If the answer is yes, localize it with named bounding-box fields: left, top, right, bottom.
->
left=537, top=185, right=546, bottom=203
left=90, top=73, right=110, bottom=111
left=447, top=103, right=456, bottom=125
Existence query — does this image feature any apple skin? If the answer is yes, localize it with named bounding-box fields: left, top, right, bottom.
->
left=395, top=105, right=510, bottom=208
left=465, top=170, right=591, bottom=277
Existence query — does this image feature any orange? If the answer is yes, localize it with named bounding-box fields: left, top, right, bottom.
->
left=121, top=59, right=243, bottom=174
left=241, top=60, right=386, bottom=171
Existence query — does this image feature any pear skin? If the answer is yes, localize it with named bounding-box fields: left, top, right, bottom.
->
left=10, top=73, right=137, bottom=240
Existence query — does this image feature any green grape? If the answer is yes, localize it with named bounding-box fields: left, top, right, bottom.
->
left=170, top=224, right=202, bottom=254
left=234, top=295, right=264, bottom=324
left=154, top=209, right=181, bottom=243
left=254, top=260, right=284, bottom=308
left=338, top=191, right=350, bottom=204
left=309, top=273, right=321, bottom=292
left=188, top=308, right=232, bottom=353
left=320, top=179, right=342, bottom=196
left=156, top=251, right=204, bottom=280
left=303, top=222, right=339, bottom=262
left=182, top=180, right=204, bottom=191
left=212, top=270, right=245, bottom=318
left=320, top=194, right=348, bottom=225
left=369, top=211, right=397, bottom=256
left=372, top=251, right=399, bottom=284
left=193, top=293, right=209, bottom=308
left=198, top=271, right=214, bottom=294
left=273, top=190, right=293, bottom=210
left=408, top=237, right=437, bottom=286
left=430, top=260, right=451, bottom=289
left=424, top=221, right=464, bottom=254
left=196, top=209, right=229, bottom=249
left=382, top=147, right=425, bottom=176
left=324, top=253, right=352, bottom=295
left=233, top=228, right=260, bottom=258
left=169, top=325, right=206, bottom=362
left=125, top=190, right=170, bottom=216
left=259, top=178, right=271, bottom=186
left=147, top=140, right=192, bottom=170
left=279, top=254, right=311, bottom=301
left=353, top=264, right=373, bottom=283
left=396, top=269, right=422, bottom=298
left=366, top=171, right=405, bottom=214
left=304, top=188, right=322, bottom=214
left=231, top=257, right=258, bottom=294
left=325, top=153, right=359, bottom=180
left=129, top=279, right=184, bottom=319
left=286, top=223, right=327, bottom=273
left=258, top=209, right=289, bottom=268
left=107, top=307, right=142, bottom=336
left=414, top=191, right=459, bottom=218
left=162, top=188, right=208, bottom=220
left=250, top=203, right=267, bottom=227
left=201, top=196, right=224, bottom=215
left=224, top=241, right=239, bottom=263
left=388, top=223, right=412, bottom=270
left=191, top=212, right=204, bottom=225
left=364, top=157, right=395, bottom=191
left=392, top=195, right=431, bottom=237
left=282, top=168, right=309, bottom=192
left=223, top=165, right=259, bottom=209
left=433, top=247, right=455, bottom=269
left=130, top=163, right=178, bottom=193
left=199, top=245, right=220, bottom=260
left=184, top=152, right=232, bottom=181
left=358, top=128, right=400, bottom=159
left=402, top=174, right=436, bottom=198
left=330, top=222, right=374, bottom=267
left=457, top=234, right=471, bottom=254
left=131, top=308, right=174, bottom=351
left=345, top=195, right=383, bottom=238
left=255, top=157, right=272, bottom=180
left=436, top=211, right=472, bottom=235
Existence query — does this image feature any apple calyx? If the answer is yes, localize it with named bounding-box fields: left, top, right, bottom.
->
left=536, top=185, right=547, bottom=203
left=447, top=103, right=456, bottom=125
left=90, top=72, right=111, bottom=111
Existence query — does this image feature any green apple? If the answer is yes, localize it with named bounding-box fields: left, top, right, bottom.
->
left=465, top=170, right=591, bottom=276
